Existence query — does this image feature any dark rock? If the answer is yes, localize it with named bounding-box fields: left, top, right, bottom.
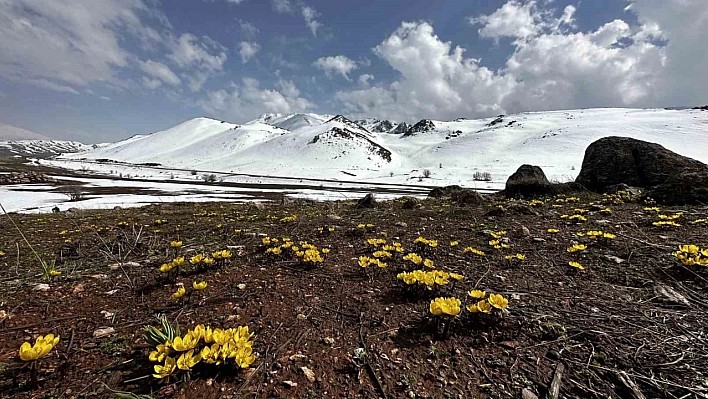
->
left=575, top=136, right=706, bottom=191
left=391, top=122, right=410, bottom=135
left=356, top=193, right=377, bottom=209
left=371, top=120, right=395, bottom=133
left=428, top=185, right=465, bottom=198
left=453, top=189, right=483, bottom=206
left=401, top=196, right=420, bottom=209
left=649, top=169, right=708, bottom=205
left=52, top=206, right=60, bottom=213
left=503, top=164, right=552, bottom=197
left=404, top=119, right=435, bottom=136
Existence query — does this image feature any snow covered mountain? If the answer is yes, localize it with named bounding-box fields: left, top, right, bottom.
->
left=0, top=139, right=93, bottom=156
left=60, top=108, right=708, bottom=187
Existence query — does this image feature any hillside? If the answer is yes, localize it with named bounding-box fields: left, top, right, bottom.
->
left=0, top=123, right=49, bottom=141
left=0, top=140, right=93, bottom=157
left=0, top=193, right=706, bottom=398
left=61, top=108, right=708, bottom=187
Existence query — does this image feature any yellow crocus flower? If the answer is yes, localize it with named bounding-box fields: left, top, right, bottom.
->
left=19, top=334, right=60, bottom=361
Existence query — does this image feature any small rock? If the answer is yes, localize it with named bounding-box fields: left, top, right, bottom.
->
left=33, top=283, right=50, bottom=292
left=594, top=219, right=612, bottom=226
left=91, top=274, right=108, bottom=279
left=93, top=327, right=116, bottom=338
left=289, top=354, right=308, bottom=362
left=237, top=283, right=246, bottom=290
left=520, top=225, right=530, bottom=236
left=296, top=313, right=307, bottom=320
left=323, top=337, right=335, bottom=345
left=105, top=289, right=119, bottom=295
left=522, top=388, right=539, bottom=399
left=546, top=349, right=561, bottom=360
left=327, top=214, right=342, bottom=220
left=283, top=381, right=297, bottom=388
left=532, top=237, right=546, bottom=243
left=0, top=310, right=7, bottom=322
left=603, top=255, right=625, bottom=264
left=394, top=221, right=408, bottom=228
left=101, top=310, right=115, bottom=319
left=301, top=366, right=316, bottom=383
left=73, top=284, right=85, bottom=295
left=408, top=390, right=416, bottom=398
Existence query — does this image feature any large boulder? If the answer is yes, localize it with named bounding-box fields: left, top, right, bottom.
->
left=427, top=185, right=483, bottom=206
left=428, top=185, right=465, bottom=198
left=575, top=137, right=705, bottom=191
left=575, top=136, right=708, bottom=204
left=504, top=165, right=552, bottom=197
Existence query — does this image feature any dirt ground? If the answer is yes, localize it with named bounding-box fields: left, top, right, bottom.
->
left=1, top=192, right=707, bottom=399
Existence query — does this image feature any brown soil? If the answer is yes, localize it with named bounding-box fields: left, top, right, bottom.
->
left=1, top=194, right=707, bottom=399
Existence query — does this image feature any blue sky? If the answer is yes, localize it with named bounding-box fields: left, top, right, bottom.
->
left=0, top=0, right=705, bottom=143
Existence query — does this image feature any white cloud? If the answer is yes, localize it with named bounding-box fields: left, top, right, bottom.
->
left=271, top=0, right=292, bottom=13
left=199, top=77, right=313, bottom=122
left=238, top=19, right=259, bottom=37
left=470, top=0, right=542, bottom=40
left=314, top=56, right=359, bottom=80
left=337, top=0, right=707, bottom=122
left=358, top=74, right=374, bottom=87
left=99, top=96, right=111, bottom=101
left=0, top=0, right=155, bottom=93
left=168, top=33, right=227, bottom=91
left=301, top=6, right=322, bottom=36
left=139, top=60, right=181, bottom=86
left=238, top=41, right=261, bottom=63
left=142, top=77, right=163, bottom=90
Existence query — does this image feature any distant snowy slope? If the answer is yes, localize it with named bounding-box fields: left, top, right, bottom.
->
left=61, top=108, right=708, bottom=186
left=0, top=140, right=91, bottom=156
left=0, top=123, right=49, bottom=141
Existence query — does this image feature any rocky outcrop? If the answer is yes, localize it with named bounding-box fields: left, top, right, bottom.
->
left=356, top=193, right=377, bottom=209
left=404, top=119, right=435, bottom=136
left=428, top=185, right=465, bottom=198
left=575, top=136, right=708, bottom=204
left=503, top=165, right=552, bottom=197
left=428, top=185, right=483, bottom=206
left=391, top=122, right=410, bottom=135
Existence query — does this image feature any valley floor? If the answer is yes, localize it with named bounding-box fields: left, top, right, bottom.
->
left=1, top=193, right=707, bottom=398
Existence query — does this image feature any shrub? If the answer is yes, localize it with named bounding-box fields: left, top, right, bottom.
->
left=60, top=186, right=85, bottom=202
left=422, top=169, right=432, bottom=178
left=473, top=171, right=492, bottom=181
left=202, top=173, right=217, bottom=182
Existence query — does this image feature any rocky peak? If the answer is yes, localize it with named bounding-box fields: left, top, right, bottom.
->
left=391, top=122, right=410, bottom=135
left=404, top=119, right=436, bottom=136
left=326, top=115, right=369, bottom=132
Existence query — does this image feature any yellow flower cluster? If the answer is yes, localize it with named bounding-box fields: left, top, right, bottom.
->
left=381, top=242, right=404, bottom=253
left=547, top=228, right=559, bottom=233
left=693, top=219, right=708, bottom=224
left=397, top=270, right=463, bottom=288
left=150, top=324, right=256, bottom=379
left=466, top=292, right=509, bottom=313
left=429, top=297, right=461, bottom=317
left=160, top=257, right=185, bottom=273
left=357, top=223, right=375, bottom=229
left=212, top=250, right=232, bottom=260
left=658, top=212, right=683, bottom=220
left=489, top=230, right=507, bottom=239
left=317, top=226, right=335, bottom=234
left=462, top=247, right=485, bottom=256
left=192, top=281, right=208, bottom=290
left=170, top=241, right=183, bottom=248
left=504, top=253, right=526, bottom=261
left=263, top=238, right=326, bottom=264
left=414, top=236, right=438, bottom=248
left=19, top=334, right=60, bottom=361
left=644, top=207, right=660, bottom=212
left=359, top=256, right=387, bottom=268
left=568, top=261, right=585, bottom=270
left=555, top=196, right=580, bottom=203
left=171, top=286, right=186, bottom=301
left=653, top=221, right=681, bottom=228
left=599, top=207, right=612, bottom=214
left=0, top=250, right=5, bottom=257
left=365, top=238, right=387, bottom=247
left=573, top=208, right=588, bottom=214
left=576, top=230, right=616, bottom=240
left=372, top=250, right=392, bottom=258
left=672, top=245, right=708, bottom=266
left=488, top=240, right=510, bottom=250
left=279, top=215, right=298, bottom=223
left=561, top=214, right=587, bottom=222
left=566, top=244, right=587, bottom=253
left=529, top=199, right=544, bottom=207
left=154, top=219, right=168, bottom=225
